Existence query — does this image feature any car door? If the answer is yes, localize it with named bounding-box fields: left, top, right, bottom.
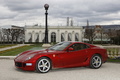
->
left=61, top=43, right=89, bottom=67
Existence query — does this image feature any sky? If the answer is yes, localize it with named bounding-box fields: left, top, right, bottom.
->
left=0, top=0, right=120, bottom=28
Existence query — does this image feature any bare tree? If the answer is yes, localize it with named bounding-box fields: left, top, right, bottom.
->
left=0, top=27, right=2, bottom=44
left=10, top=29, right=20, bottom=44
left=1, top=28, right=24, bottom=44
left=107, top=29, right=117, bottom=44
left=2, top=29, right=11, bottom=43
left=116, top=29, right=120, bottom=45
left=85, top=28, right=94, bottom=44
left=0, top=28, right=6, bottom=44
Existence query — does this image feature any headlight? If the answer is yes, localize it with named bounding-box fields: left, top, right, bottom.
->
left=25, top=54, right=35, bottom=61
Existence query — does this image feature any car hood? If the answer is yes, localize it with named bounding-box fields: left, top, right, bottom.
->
left=15, top=49, right=62, bottom=62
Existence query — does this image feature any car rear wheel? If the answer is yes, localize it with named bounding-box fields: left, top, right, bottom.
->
left=90, top=54, right=102, bottom=69
left=36, top=57, right=51, bottom=73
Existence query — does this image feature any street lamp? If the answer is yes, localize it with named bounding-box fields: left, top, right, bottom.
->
left=44, top=4, right=49, bottom=43
left=42, top=4, right=51, bottom=48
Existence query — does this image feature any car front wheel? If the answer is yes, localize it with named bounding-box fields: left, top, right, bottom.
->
left=36, top=57, right=51, bottom=73
left=90, top=54, right=102, bottom=69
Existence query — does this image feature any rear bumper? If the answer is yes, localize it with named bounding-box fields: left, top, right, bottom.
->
left=103, top=55, right=108, bottom=63
left=103, top=60, right=107, bottom=63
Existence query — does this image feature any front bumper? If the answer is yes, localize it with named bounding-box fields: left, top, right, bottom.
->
left=14, top=59, right=36, bottom=71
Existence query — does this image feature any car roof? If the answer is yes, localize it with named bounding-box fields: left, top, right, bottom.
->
left=63, top=41, right=95, bottom=47
left=63, top=41, right=87, bottom=44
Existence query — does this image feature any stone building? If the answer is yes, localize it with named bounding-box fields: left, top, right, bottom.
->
left=25, top=26, right=84, bottom=43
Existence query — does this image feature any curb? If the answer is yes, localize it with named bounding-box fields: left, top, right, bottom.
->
left=0, top=56, right=16, bottom=59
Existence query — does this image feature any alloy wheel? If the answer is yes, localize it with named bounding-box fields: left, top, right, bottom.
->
left=90, top=54, right=102, bottom=69
left=92, top=56, right=101, bottom=68
left=36, top=57, right=51, bottom=73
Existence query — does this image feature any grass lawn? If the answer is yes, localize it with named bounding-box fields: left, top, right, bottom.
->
left=0, top=44, right=17, bottom=48
left=0, top=44, right=43, bottom=56
left=107, top=58, right=120, bottom=63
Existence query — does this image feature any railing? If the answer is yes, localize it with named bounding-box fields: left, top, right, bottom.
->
left=103, top=46, right=120, bottom=59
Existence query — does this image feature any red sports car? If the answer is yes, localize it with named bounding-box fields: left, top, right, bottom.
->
left=14, top=42, right=108, bottom=73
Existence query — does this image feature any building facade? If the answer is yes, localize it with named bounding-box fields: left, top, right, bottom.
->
left=25, top=26, right=84, bottom=43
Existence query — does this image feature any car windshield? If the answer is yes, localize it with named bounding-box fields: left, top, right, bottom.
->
left=48, top=42, right=71, bottom=51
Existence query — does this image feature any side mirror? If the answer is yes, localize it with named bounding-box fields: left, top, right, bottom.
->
left=68, top=47, right=74, bottom=51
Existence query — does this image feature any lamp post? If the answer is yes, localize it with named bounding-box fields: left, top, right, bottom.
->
left=44, top=4, right=49, bottom=43
left=42, top=4, right=51, bottom=48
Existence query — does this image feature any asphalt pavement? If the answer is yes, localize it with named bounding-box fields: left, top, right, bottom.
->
left=0, top=59, right=120, bottom=80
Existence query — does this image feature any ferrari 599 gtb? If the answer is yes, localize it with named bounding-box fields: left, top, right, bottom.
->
left=14, top=42, right=108, bottom=73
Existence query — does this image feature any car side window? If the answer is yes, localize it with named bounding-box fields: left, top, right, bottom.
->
left=70, top=43, right=89, bottom=51
left=80, top=44, right=90, bottom=50
left=70, top=44, right=79, bottom=51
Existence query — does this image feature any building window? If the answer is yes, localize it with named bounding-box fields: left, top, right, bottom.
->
left=61, top=33, right=65, bottom=42
left=51, top=32, right=56, bottom=42
left=68, top=33, right=72, bottom=41
left=28, top=33, right=32, bottom=42
left=42, top=33, right=45, bottom=42
left=35, top=33, right=39, bottom=42
left=75, top=33, right=79, bottom=41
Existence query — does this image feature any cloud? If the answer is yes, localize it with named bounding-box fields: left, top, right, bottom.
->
left=0, top=5, right=17, bottom=19
left=3, top=0, right=43, bottom=12
left=0, top=0, right=120, bottom=27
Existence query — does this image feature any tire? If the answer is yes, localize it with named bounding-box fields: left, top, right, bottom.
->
left=36, top=57, right=52, bottom=73
left=90, top=54, right=102, bottom=69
